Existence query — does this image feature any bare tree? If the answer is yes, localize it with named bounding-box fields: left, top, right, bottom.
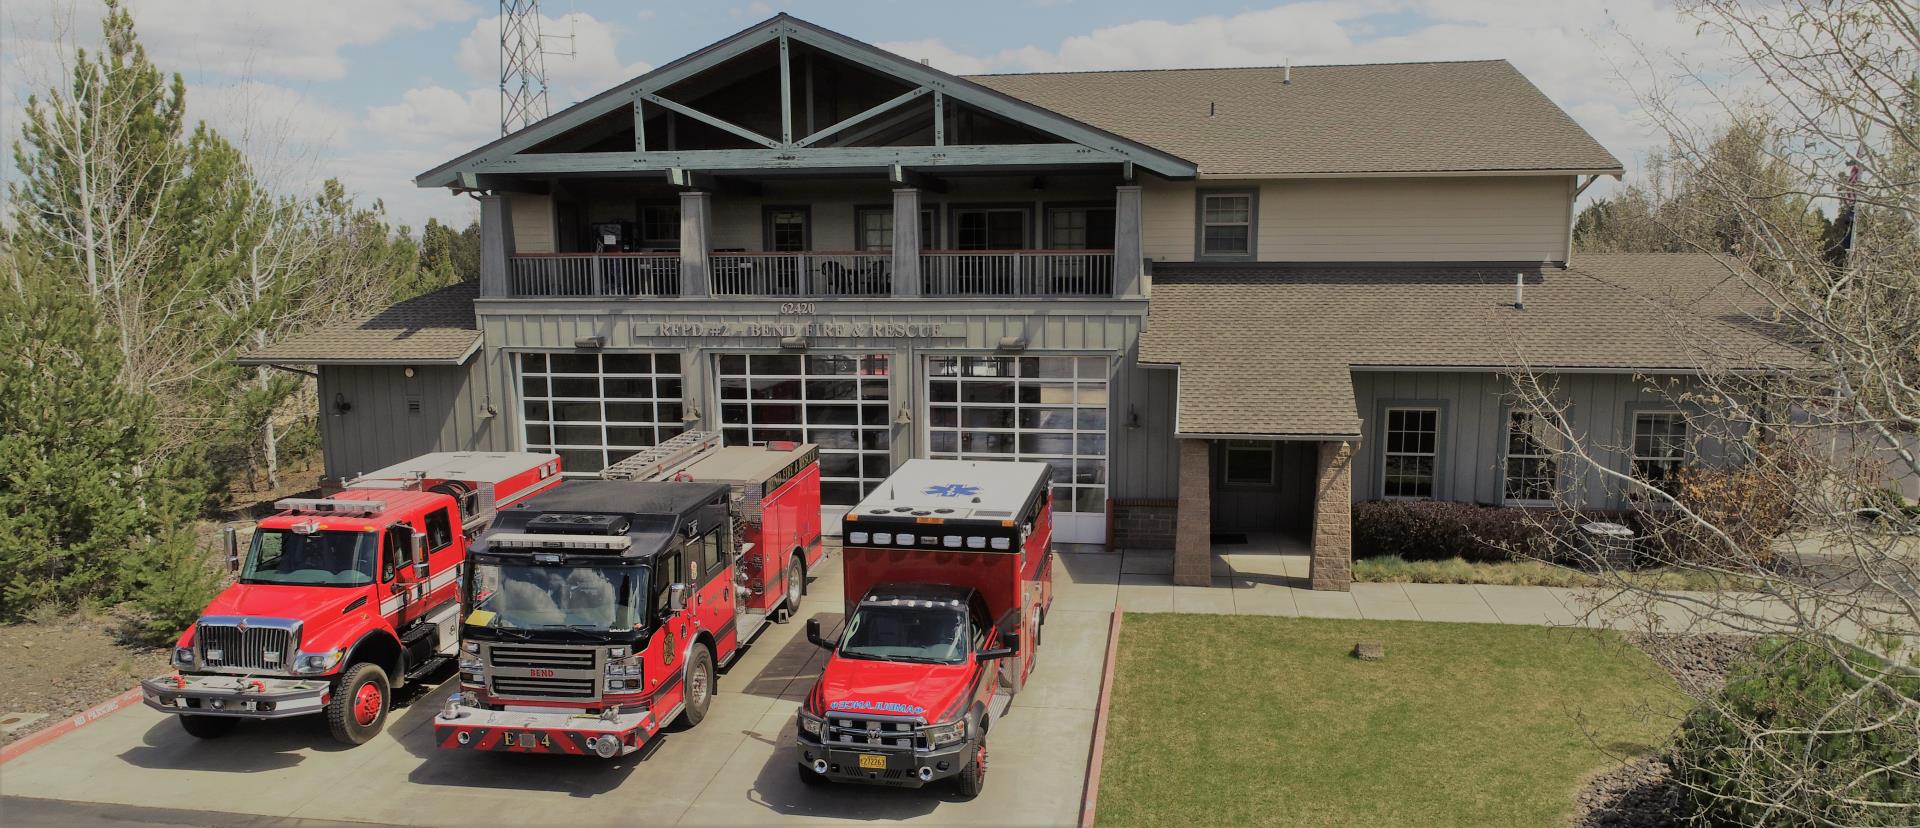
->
left=1516, top=1, right=1918, bottom=822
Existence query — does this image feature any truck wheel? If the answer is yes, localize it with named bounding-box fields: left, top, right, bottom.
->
left=797, top=762, right=830, bottom=787
left=179, top=714, right=238, bottom=739
left=325, top=663, right=390, bottom=745
left=774, top=558, right=803, bottom=623
left=953, top=738, right=988, bottom=799
left=680, top=646, right=715, bottom=728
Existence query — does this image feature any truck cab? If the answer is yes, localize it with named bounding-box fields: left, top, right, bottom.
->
left=795, top=459, right=1054, bottom=798
left=143, top=452, right=562, bottom=745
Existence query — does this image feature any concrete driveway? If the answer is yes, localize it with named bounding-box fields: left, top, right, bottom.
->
left=0, top=549, right=1114, bottom=826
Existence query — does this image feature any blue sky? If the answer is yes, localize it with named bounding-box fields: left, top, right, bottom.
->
left=2, top=1, right=1741, bottom=230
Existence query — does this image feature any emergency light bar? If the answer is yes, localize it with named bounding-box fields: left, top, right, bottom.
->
left=275, top=498, right=386, bottom=515
left=487, top=533, right=633, bottom=552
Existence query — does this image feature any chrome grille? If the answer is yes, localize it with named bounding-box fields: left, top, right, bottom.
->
left=488, top=645, right=596, bottom=671
left=490, top=675, right=597, bottom=699
left=826, top=716, right=922, bottom=750
left=483, top=643, right=600, bottom=702
left=197, top=621, right=294, bottom=672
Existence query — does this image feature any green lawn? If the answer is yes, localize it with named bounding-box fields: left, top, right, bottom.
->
left=1096, top=615, right=1688, bottom=827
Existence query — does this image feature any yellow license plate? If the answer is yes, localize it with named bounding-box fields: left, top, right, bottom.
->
left=857, top=753, right=888, bottom=770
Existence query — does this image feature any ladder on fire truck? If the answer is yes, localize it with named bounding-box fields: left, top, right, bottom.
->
left=599, top=430, right=725, bottom=482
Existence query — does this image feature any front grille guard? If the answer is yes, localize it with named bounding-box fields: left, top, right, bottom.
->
left=823, top=711, right=928, bottom=751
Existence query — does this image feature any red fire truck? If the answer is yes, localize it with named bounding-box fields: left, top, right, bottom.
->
left=142, top=452, right=563, bottom=745
left=434, top=433, right=821, bottom=758
left=795, top=459, right=1053, bottom=798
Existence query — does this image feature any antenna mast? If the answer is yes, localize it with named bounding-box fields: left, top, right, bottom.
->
left=500, top=0, right=550, bottom=135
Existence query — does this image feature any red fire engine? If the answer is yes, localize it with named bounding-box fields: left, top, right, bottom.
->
left=795, top=459, right=1054, bottom=797
left=142, top=452, right=563, bottom=745
left=434, top=432, right=822, bottom=758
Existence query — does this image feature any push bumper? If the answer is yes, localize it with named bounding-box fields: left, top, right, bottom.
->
left=141, top=674, right=329, bottom=719
left=794, top=736, right=974, bottom=788
left=435, top=705, right=658, bottom=757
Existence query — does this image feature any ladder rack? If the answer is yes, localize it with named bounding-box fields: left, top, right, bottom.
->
left=599, top=430, right=725, bottom=482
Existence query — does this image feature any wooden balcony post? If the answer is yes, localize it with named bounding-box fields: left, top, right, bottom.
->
left=1114, top=184, right=1144, bottom=297
left=891, top=188, right=921, bottom=297
left=478, top=193, right=515, bottom=298
left=679, top=190, right=712, bottom=298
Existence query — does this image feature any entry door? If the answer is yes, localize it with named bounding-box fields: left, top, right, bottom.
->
left=925, top=355, right=1110, bottom=544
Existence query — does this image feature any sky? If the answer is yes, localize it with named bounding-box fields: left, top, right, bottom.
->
left=0, top=0, right=1748, bottom=232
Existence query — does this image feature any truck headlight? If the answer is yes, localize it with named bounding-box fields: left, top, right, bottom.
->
left=604, top=655, right=643, bottom=678
left=797, top=710, right=823, bottom=737
left=292, top=649, right=344, bottom=675
left=458, top=656, right=483, bottom=672
left=171, top=646, right=195, bottom=669
left=921, top=718, right=967, bottom=747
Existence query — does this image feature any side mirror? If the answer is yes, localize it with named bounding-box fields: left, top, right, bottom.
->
left=1000, top=629, right=1020, bottom=651
left=666, top=583, right=688, bottom=614
left=806, top=618, right=835, bottom=651
left=223, top=526, right=240, bottom=574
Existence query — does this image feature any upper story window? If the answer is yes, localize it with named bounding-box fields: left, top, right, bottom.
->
left=638, top=205, right=680, bottom=249
left=1503, top=410, right=1563, bottom=503
left=1381, top=407, right=1440, bottom=499
left=764, top=207, right=810, bottom=252
left=1047, top=207, right=1117, bottom=250
left=1198, top=191, right=1256, bottom=259
left=1631, top=411, right=1689, bottom=493
left=953, top=207, right=1028, bottom=250
left=854, top=208, right=937, bottom=251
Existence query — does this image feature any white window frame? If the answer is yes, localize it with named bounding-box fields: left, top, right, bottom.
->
left=1380, top=406, right=1441, bottom=500
left=1631, top=410, right=1690, bottom=493
left=1197, top=190, right=1256, bottom=259
left=715, top=352, right=893, bottom=507
left=1502, top=409, right=1564, bottom=504
left=924, top=355, right=1109, bottom=515
left=1222, top=440, right=1277, bottom=486
left=516, top=351, right=686, bottom=476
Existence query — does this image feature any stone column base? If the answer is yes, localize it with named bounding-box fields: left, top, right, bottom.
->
left=1172, top=439, right=1212, bottom=586
left=1309, top=440, right=1353, bottom=591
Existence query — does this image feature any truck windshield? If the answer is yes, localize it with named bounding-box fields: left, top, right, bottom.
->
left=838, top=606, right=968, bottom=664
left=466, top=563, right=648, bottom=632
left=240, top=529, right=377, bottom=587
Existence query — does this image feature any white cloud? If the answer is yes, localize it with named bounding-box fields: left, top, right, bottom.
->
left=873, top=39, right=995, bottom=75
left=121, top=0, right=479, bottom=81
left=456, top=10, right=653, bottom=105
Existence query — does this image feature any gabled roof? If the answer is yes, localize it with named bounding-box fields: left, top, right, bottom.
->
left=235, top=281, right=480, bottom=366
left=1140, top=254, right=1801, bottom=437
left=968, top=61, right=1622, bottom=177
left=416, top=14, right=1196, bottom=187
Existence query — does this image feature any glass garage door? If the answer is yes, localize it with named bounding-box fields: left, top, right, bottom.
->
left=926, top=355, right=1108, bottom=544
left=518, top=352, right=686, bottom=475
left=717, top=353, right=893, bottom=513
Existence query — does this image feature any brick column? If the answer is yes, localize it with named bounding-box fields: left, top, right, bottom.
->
left=1310, top=440, right=1353, bottom=591
left=1173, top=439, right=1213, bottom=586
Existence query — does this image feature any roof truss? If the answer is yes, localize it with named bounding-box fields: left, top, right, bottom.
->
left=418, top=14, right=1195, bottom=187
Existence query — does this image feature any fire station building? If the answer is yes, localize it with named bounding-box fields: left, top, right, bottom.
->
left=242, top=14, right=1784, bottom=589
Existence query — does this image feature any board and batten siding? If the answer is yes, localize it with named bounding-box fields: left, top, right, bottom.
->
left=472, top=299, right=1174, bottom=502
left=1349, top=370, right=1722, bottom=510
left=316, top=358, right=510, bottom=481
left=1140, top=175, right=1575, bottom=263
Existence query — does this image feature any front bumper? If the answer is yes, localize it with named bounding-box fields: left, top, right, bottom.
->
left=794, top=735, right=974, bottom=788
left=435, top=705, right=658, bottom=757
left=141, top=674, right=329, bottom=719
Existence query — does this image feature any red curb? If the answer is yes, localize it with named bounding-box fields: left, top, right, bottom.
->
left=0, top=686, right=144, bottom=766
left=1079, top=607, right=1124, bottom=828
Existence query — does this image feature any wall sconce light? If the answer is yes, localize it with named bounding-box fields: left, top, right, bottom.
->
left=332, top=393, right=352, bottom=415
left=1127, top=405, right=1141, bottom=429
left=780, top=335, right=808, bottom=350
left=574, top=335, right=606, bottom=350
left=996, top=335, right=1028, bottom=351
left=893, top=406, right=913, bottom=426
left=481, top=397, right=497, bottom=419
left=683, top=404, right=703, bottom=423
left=403, top=366, right=416, bottom=378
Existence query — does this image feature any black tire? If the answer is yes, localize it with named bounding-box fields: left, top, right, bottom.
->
left=680, top=646, right=715, bottom=728
left=773, top=557, right=803, bottom=623
left=797, top=762, right=830, bottom=787
left=178, top=714, right=238, bottom=739
left=325, top=663, right=391, bottom=745
left=953, top=737, right=987, bottom=799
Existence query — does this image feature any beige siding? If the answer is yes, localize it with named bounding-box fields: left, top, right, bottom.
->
left=509, top=194, right=555, bottom=253
left=1141, top=175, right=1574, bottom=263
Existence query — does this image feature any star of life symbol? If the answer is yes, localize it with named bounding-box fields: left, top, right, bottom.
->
left=923, top=483, right=979, bottom=498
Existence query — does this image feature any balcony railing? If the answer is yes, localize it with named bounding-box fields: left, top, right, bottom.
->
left=709, top=251, right=893, bottom=297
left=509, top=253, right=681, bottom=297
left=921, top=250, right=1113, bottom=297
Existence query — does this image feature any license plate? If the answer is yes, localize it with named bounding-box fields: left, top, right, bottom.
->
left=857, top=753, right=887, bottom=770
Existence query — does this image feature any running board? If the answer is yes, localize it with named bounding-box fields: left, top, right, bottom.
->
left=406, top=655, right=451, bottom=683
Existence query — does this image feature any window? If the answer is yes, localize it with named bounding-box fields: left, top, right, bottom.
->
left=953, top=207, right=1028, bottom=250
left=1223, top=440, right=1276, bottom=486
left=764, top=206, right=809, bottom=252
left=651, top=549, right=681, bottom=615
left=638, top=205, right=679, bottom=249
left=424, top=508, right=455, bottom=553
left=519, top=352, right=686, bottom=475
left=927, top=356, right=1109, bottom=515
left=381, top=528, right=405, bottom=582
left=1632, top=412, right=1689, bottom=492
left=1199, top=192, right=1255, bottom=258
left=1047, top=207, right=1116, bottom=250
left=854, top=208, right=937, bottom=251
left=1503, top=411, right=1563, bottom=502
left=718, top=353, right=893, bottom=506
left=1381, top=407, right=1440, bottom=498
left=700, top=532, right=725, bottom=577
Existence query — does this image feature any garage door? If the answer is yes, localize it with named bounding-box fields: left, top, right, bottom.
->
left=717, top=353, right=894, bottom=524
left=517, top=352, right=687, bottom=475
left=926, top=355, right=1108, bottom=544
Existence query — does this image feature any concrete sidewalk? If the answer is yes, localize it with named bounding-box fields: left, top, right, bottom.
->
left=1056, top=548, right=1779, bottom=633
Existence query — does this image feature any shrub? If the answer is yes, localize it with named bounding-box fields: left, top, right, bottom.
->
left=1350, top=500, right=1557, bottom=563
left=1628, top=464, right=1796, bottom=568
left=1670, top=639, right=1920, bottom=826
